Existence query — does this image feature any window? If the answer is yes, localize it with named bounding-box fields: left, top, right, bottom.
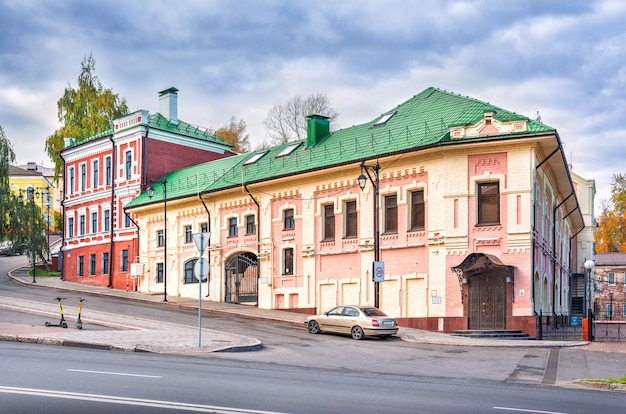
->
left=345, top=201, right=357, bottom=238
left=157, top=230, right=164, bottom=247
left=69, top=167, right=75, bottom=195
left=608, top=272, right=616, bottom=286
left=478, top=182, right=500, bottom=225
left=374, top=112, right=395, bottom=126
left=156, top=262, right=164, bottom=283
left=283, top=248, right=294, bottom=275
left=78, top=256, right=84, bottom=277
left=125, top=213, right=131, bottom=228
left=67, top=217, right=74, bottom=238
left=105, top=156, right=112, bottom=185
left=228, top=217, right=238, bottom=237
left=91, top=211, right=98, bottom=233
left=92, top=160, right=99, bottom=188
left=184, top=225, right=193, bottom=243
left=104, top=209, right=110, bottom=231
left=384, top=195, right=398, bottom=233
left=80, top=164, right=86, bottom=191
left=283, top=208, right=295, bottom=230
left=121, top=249, right=128, bottom=272
left=125, top=151, right=132, bottom=180
left=183, top=259, right=201, bottom=283
left=79, top=214, right=86, bottom=235
left=623, top=305, right=626, bottom=318
left=276, top=142, right=302, bottom=158
left=200, top=222, right=208, bottom=233
left=102, top=252, right=109, bottom=275
left=410, top=190, right=425, bottom=230
left=606, top=303, right=614, bottom=319
left=246, top=215, right=256, bottom=235
left=323, top=204, right=335, bottom=241
left=89, top=254, right=96, bottom=276
left=243, top=151, right=268, bottom=166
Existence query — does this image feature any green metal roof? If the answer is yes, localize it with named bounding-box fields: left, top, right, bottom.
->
left=127, top=87, right=555, bottom=209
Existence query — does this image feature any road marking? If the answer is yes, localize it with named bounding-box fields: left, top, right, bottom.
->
left=66, top=369, right=162, bottom=378
left=0, top=386, right=291, bottom=413
left=493, top=407, right=567, bottom=414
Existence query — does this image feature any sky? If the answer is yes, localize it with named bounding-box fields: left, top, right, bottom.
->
left=1, top=0, right=624, bottom=215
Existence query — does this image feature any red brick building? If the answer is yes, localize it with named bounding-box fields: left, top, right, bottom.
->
left=61, top=87, right=234, bottom=289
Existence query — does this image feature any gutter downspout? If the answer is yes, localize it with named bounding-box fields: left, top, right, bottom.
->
left=59, top=152, right=67, bottom=281
left=108, top=135, right=116, bottom=288
left=199, top=190, right=211, bottom=297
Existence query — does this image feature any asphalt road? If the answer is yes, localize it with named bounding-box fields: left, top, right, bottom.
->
left=1, top=341, right=625, bottom=414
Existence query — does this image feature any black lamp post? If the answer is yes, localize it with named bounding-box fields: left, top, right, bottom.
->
left=148, top=178, right=167, bottom=302
left=583, top=259, right=595, bottom=315
left=609, top=290, right=614, bottom=321
left=26, top=187, right=36, bottom=283
left=357, top=160, right=381, bottom=309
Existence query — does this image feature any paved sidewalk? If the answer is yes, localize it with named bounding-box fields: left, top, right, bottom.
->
left=3, top=266, right=623, bottom=354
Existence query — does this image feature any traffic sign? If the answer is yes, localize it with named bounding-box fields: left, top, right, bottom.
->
left=192, top=232, right=211, bottom=253
left=194, top=258, right=210, bottom=281
left=373, top=261, right=385, bottom=282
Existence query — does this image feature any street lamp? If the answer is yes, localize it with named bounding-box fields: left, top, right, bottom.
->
left=147, top=178, right=167, bottom=302
left=609, top=290, right=614, bottom=321
left=25, top=187, right=37, bottom=283
left=583, top=259, right=595, bottom=316
left=357, top=160, right=382, bottom=309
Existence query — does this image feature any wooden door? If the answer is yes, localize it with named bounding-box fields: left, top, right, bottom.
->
left=468, top=273, right=506, bottom=330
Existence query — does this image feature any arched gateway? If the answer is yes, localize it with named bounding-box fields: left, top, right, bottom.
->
left=224, top=252, right=258, bottom=304
left=452, top=253, right=514, bottom=330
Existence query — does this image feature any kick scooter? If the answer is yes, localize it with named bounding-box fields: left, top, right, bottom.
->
left=76, top=298, right=86, bottom=330
left=45, top=297, right=68, bottom=328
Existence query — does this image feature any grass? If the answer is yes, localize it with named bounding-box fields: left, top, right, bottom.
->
left=28, top=268, right=62, bottom=277
left=581, top=373, right=626, bottom=384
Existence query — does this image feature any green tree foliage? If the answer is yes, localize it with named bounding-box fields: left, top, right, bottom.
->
left=45, top=53, right=128, bottom=178
left=215, top=116, right=251, bottom=153
left=0, top=124, right=17, bottom=240
left=595, top=174, right=626, bottom=253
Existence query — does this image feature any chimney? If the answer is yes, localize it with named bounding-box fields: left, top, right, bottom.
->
left=26, top=162, right=38, bottom=171
left=305, top=113, right=330, bottom=148
left=158, top=87, right=179, bottom=124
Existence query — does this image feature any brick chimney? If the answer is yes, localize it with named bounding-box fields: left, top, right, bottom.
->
left=158, top=87, right=179, bottom=124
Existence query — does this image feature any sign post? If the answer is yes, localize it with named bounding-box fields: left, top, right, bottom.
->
left=192, top=232, right=210, bottom=348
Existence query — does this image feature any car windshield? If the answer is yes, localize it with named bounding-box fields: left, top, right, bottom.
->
left=360, top=307, right=386, bottom=317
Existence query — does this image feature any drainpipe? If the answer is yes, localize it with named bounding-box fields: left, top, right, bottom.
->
left=108, top=135, right=116, bottom=288
left=244, top=183, right=261, bottom=308
left=198, top=190, right=211, bottom=297
left=59, top=152, right=67, bottom=280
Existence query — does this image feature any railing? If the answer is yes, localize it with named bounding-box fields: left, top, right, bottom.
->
left=536, top=312, right=582, bottom=341
left=592, top=303, right=626, bottom=342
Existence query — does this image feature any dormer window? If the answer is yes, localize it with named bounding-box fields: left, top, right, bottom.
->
left=374, top=112, right=395, bottom=127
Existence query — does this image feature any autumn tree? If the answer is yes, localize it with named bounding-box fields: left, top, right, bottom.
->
left=215, top=116, right=251, bottom=153
left=45, top=53, right=128, bottom=178
left=263, top=92, right=339, bottom=144
left=0, top=124, right=17, bottom=240
left=594, top=174, right=626, bottom=253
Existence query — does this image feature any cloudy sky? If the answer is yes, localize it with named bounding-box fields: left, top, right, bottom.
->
left=1, top=0, right=624, bottom=213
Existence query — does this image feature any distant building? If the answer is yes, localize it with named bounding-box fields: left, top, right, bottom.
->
left=126, top=87, right=589, bottom=337
left=591, top=253, right=625, bottom=320
left=60, top=87, right=234, bottom=289
left=9, top=164, right=56, bottom=233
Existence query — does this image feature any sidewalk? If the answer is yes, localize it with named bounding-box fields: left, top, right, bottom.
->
left=1, top=266, right=618, bottom=354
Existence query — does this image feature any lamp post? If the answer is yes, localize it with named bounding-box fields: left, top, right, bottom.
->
left=609, top=290, right=614, bottom=321
left=357, top=160, right=382, bottom=309
left=148, top=178, right=167, bottom=302
left=25, top=187, right=36, bottom=283
left=583, top=259, right=595, bottom=316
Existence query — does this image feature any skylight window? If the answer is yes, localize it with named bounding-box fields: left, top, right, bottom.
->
left=374, top=112, right=396, bottom=126
left=276, top=142, right=302, bottom=158
left=243, top=151, right=268, bottom=166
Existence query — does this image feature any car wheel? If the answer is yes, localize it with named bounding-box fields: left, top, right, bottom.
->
left=308, top=320, right=321, bottom=334
left=351, top=326, right=365, bottom=340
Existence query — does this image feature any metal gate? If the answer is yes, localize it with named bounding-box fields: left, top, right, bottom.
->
left=225, top=252, right=258, bottom=304
left=468, top=273, right=506, bottom=330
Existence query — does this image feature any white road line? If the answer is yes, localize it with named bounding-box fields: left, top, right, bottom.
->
left=0, top=386, right=291, bottom=414
left=493, top=407, right=568, bottom=414
left=66, top=368, right=162, bottom=378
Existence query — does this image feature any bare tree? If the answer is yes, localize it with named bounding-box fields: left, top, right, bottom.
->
left=264, top=92, right=339, bottom=144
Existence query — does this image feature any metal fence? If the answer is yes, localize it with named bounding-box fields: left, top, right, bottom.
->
left=592, top=302, right=626, bottom=342
left=536, top=313, right=583, bottom=341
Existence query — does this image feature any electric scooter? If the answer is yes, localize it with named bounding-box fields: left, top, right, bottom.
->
left=45, top=297, right=68, bottom=328
left=76, top=298, right=86, bottom=330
